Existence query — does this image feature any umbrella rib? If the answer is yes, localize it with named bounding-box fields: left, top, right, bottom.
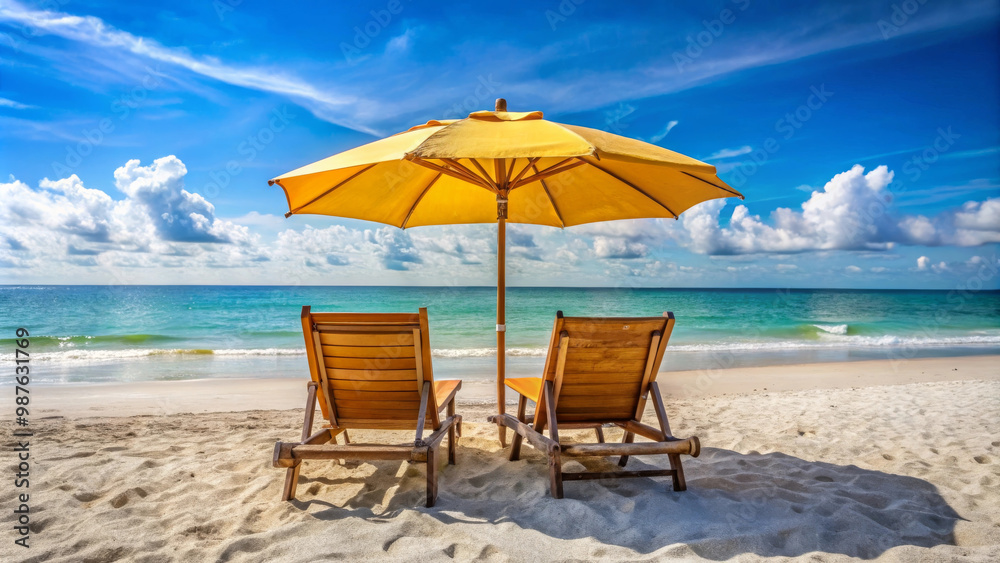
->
left=285, top=163, right=378, bottom=217
left=534, top=163, right=566, bottom=228
left=679, top=171, right=745, bottom=199
left=530, top=158, right=572, bottom=177
left=400, top=172, right=441, bottom=229
left=468, top=158, right=499, bottom=190
left=508, top=157, right=539, bottom=188
left=495, top=158, right=507, bottom=190
left=433, top=158, right=483, bottom=184
left=447, top=159, right=494, bottom=189
left=510, top=159, right=584, bottom=190
left=584, top=159, right=679, bottom=219
left=409, top=157, right=494, bottom=192
left=442, top=158, right=498, bottom=191
left=505, top=158, right=517, bottom=183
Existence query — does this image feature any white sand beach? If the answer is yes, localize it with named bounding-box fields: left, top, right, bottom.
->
left=5, top=355, right=1000, bottom=562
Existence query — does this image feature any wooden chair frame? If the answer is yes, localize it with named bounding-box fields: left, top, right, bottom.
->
left=489, top=311, right=700, bottom=498
left=273, top=307, right=462, bottom=507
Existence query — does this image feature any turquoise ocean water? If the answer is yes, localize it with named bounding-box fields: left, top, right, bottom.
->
left=1, top=286, right=997, bottom=384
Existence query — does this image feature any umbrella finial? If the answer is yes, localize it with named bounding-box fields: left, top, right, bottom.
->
left=495, top=98, right=507, bottom=112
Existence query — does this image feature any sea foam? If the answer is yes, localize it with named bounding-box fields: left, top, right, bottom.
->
left=19, top=334, right=1000, bottom=364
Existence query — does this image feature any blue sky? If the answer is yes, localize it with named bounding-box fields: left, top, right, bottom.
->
left=0, top=0, right=998, bottom=288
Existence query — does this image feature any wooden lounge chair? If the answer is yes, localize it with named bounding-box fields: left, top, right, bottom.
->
left=489, top=311, right=700, bottom=498
left=273, top=307, right=462, bottom=507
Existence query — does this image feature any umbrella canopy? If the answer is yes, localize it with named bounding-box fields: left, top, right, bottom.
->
left=270, top=99, right=744, bottom=444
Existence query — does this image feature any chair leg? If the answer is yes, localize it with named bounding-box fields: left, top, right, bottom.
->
left=618, top=431, right=635, bottom=467
left=426, top=447, right=439, bottom=507
left=342, top=430, right=351, bottom=444
left=595, top=426, right=605, bottom=443
left=548, top=448, right=563, bottom=499
left=447, top=402, right=457, bottom=466
left=509, top=395, right=527, bottom=461
left=668, top=453, right=686, bottom=491
left=281, top=463, right=301, bottom=501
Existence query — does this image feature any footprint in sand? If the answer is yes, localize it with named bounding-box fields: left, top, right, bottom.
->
left=476, top=545, right=503, bottom=560
left=973, top=455, right=991, bottom=464
left=110, top=492, right=130, bottom=508
left=183, top=523, right=221, bottom=539
left=109, top=487, right=148, bottom=508
left=882, top=453, right=895, bottom=461
left=466, top=474, right=488, bottom=488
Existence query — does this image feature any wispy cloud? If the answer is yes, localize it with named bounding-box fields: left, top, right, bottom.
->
left=646, top=120, right=677, bottom=144
left=0, top=96, right=33, bottom=109
left=705, top=146, right=752, bottom=160
left=894, top=178, right=1000, bottom=207
left=385, top=28, right=417, bottom=56
left=0, top=0, right=378, bottom=134
left=941, top=145, right=1000, bottom=161
left=1, top=0, right=996, bottom=137
left=504, top=1, right=999, bottom=120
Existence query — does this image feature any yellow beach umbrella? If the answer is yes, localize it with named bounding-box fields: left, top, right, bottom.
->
left=270, top=99, right=743, bottom=445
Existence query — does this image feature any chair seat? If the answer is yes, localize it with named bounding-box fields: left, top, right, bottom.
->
left=434, top=379, right=461, bottom=410
left=506, top=377, right=542, bottom=403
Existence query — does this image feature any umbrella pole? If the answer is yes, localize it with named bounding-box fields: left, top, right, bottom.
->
left=496, top=203, right=508, bottom=447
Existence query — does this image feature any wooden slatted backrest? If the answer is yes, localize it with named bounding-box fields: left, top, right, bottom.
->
left=300, top=306, right=439, bottom=430
left=543, top=311, right=675, bottom=423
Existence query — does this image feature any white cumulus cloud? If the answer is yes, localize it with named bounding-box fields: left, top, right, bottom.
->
left=680, top=165, right=1000, bottom=255
left=114, top=156, right=252, bottom=244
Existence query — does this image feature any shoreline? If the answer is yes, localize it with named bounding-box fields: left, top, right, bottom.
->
left=19, top=343, right=1000, bottom=385
left=28, top=354, right=1000, bottom=419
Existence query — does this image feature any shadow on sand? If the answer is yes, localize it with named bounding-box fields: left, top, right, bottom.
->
left=294, top=446, right=963, bottom=559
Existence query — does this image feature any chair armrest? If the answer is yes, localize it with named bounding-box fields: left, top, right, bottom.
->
left=435, top=380, right=462, bottom=412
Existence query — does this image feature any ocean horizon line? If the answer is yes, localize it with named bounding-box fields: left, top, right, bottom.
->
left=2, top=284, right=997, bottom=293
